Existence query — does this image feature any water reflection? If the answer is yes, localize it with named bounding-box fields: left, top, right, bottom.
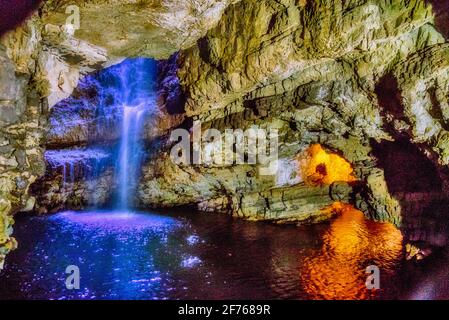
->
left=299, top=205, right=403, bottom=299
left=0, top=208, right=407, bottom=300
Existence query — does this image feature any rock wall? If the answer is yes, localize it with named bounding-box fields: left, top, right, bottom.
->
left=0, top=18, right=46, bottom=268
left=31, top=148, right=116, bottom=214
left=41, top=0, right=240, bottom=59
left=138, top=0, right=449, bottom=227
left=0, top=10, right=109, bottom=267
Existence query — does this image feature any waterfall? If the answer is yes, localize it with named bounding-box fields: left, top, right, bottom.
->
left=111, top=58, right=157, bottom=210
left=46, top=58, right=157, bottom=210
left=116, top=104, right=147, bottom=209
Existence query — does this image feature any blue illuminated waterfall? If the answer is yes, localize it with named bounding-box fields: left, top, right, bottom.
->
left=110, top=58, right=157, bottom=209
left=117, top=104, right=148, bottom=209
left=46, top=58, right=157, bottom=210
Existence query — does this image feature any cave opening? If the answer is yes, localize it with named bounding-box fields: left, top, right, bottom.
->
left=371, top=138, right=449, bottom=250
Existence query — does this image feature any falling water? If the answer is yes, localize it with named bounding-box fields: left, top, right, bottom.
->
left=45, top=148, right=111, bottom=192
left=110, top=58, right=157, bottom=209
left=63, top=162, right=74, bottom=190
left=47, top=58, right=157, bottom=209
left=50, top=58, right=158, bottom=209
left=117, top=104, right=148, bottom=209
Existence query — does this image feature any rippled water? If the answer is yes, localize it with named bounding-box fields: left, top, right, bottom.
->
left=0, top=208, right=432, bottom=300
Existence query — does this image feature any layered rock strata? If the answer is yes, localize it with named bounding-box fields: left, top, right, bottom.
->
left=139, top=0, right=449, bottom=228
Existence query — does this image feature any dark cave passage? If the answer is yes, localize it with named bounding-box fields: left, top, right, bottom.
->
left=0, top=0, right=42, bottom=36
left=371, top=138, right=442, bottom=194
left=372, top=138, right=449, bottom=249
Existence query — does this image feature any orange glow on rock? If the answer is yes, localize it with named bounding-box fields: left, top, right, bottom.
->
left=299, top=203, right=403, bottom=300
left=298, top=144, right=356, bottom=186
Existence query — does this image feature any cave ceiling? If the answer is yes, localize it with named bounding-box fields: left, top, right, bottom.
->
left=41, top=0, right=241, bottom=59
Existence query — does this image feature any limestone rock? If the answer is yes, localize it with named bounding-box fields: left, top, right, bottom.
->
left=178, top=0, right=438, bottom=118
left=146, top=0, right=449, bottom=227
left=0, top=19, right=46, bottom=268
left=41, top=0, right=240, bottom=59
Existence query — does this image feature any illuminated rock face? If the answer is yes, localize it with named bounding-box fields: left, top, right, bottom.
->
left=40, top=0, right=239, bottom=59
left=298, top=144, right=356, bottom=186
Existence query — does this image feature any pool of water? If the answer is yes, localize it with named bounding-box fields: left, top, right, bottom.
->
left=0, top=208, right=447, bottom=300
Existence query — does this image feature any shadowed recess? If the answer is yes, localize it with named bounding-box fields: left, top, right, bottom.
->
left=0, top=0, right=43, bottom=36
left=371, top=139, right=442, bottom=194
left=424, top=0, right=449, bottom=39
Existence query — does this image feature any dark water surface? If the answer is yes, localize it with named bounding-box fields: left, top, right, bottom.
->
left=0, top=209, right=446, bottom=300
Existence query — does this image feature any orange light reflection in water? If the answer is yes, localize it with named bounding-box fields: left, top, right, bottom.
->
left=299, top=144, right=357, bottom=185
left=299, top=203, right=403, bottom=300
